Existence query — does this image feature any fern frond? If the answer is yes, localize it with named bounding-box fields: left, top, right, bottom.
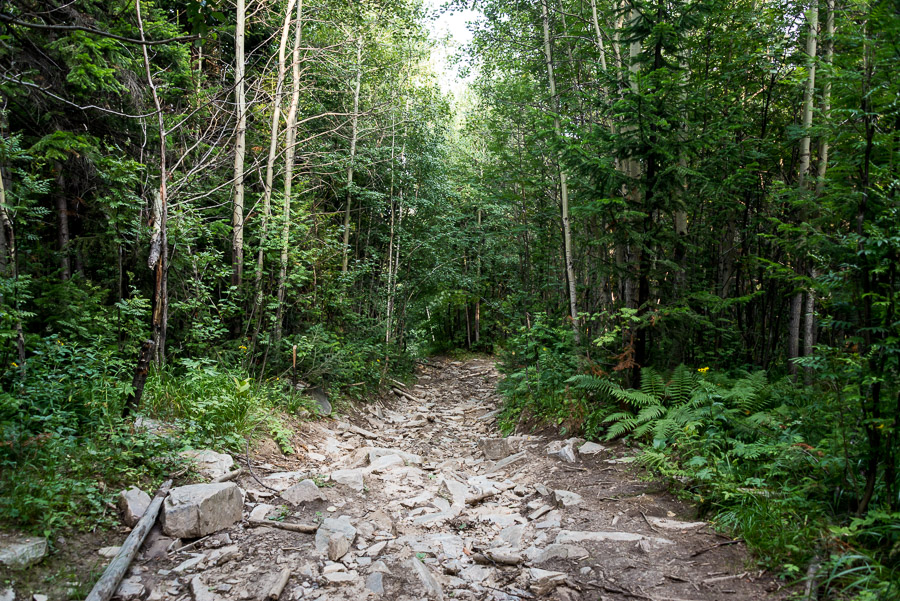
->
left=666, top=364, right=696, bottom=404
left=612, top=388, right=658, bottom=408
left=640, top=367, right=665, bottom=400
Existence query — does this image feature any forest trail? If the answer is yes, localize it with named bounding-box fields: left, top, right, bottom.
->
left=131, top=358, right=785, bottom=601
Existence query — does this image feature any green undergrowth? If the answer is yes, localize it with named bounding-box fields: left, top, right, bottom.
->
left=0, top=331, right=415, bottom=542
left=496, top=324, right=899, bottom=599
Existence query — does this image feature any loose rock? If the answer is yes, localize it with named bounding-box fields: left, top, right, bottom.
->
left=162, top=483, right=243, bottom=538
left=118, top=487, right=151, bottom=527
left=281, top=479, right=327, bottom=505
left=179, top=449, right=235, bottom=480
left=0, top=535, right=47, bottom=569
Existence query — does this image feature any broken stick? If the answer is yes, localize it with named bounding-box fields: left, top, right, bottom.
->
left=212, top=467, right=245, bottom=483
left=248, top=518, right=318, bottom=533
left=85, top=479, right=172, bottom=601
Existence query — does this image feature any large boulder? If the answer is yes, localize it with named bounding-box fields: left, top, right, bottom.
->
left=161, top=483, right=242, bottom=538
left=118, top=487, right=151, bottom=527
left=179, top=450, right=235, bottom=480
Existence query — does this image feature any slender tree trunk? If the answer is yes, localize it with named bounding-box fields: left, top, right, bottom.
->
left=791, top=1, right=818, bottom=376
left=788, top=291, right=802, bottom=375
left=341, top=35, right=363, bottom=274
left=136, top=0, right=168, bottom=366
left=797, top=2, right=818, bottom=187
left=0, top=166, right=26, bottom=374
left=816, top=0, right=834, bottom=195
left=255, top=0, right=298, bottom=306
left=589, top=0, right=608, bottom=72
left=475, top=207, right=481, bottom=344
left=274, top=0, right=303, bottom=343
left=231, top=0, right=246, bottom=287
left=540, top=0, right=580, bottom=343
left=384, top=106, right=397, bottom=348
left=55, top=165, right=71, bottom=280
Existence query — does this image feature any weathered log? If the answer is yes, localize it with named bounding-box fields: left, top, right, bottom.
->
left=248, top=518, right=318, bottom=533
left=85, top=479, right=172, bottom=601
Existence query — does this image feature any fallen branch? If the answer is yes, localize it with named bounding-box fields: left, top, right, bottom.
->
left=85, top=480, right=172, bottom=601
left=392, top=387, right=421, bottom=403
left=459, top=369, right=491, bottom=380
left=266, top=567, right=292, bottom=600
left=212, top=467, right=245, bottom=483
left=466, top=489, right=501, bottom=505
left=248, top=519, right=318, bottom=533
left=689, top=539, right=742, bottom=557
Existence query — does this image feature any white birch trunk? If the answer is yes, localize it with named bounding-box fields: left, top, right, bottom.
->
left=541, top=0, right=580, bottom=343
left=274, top=0, right=303, bottom=343
left=797, top=2, right=818, bottom=187
left=231, top=0, right=246, bottom=286
left=341, top=35, right=364, bottom=274
left=255, top=0, right=298, bottom=303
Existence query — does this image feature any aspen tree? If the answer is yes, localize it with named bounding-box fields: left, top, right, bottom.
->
left=274, top=0, right=303, bottom=343
left=540, top=0, right=580, bottom=343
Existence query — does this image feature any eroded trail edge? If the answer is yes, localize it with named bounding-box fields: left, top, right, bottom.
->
left=132, top=358, right=785, bottom=601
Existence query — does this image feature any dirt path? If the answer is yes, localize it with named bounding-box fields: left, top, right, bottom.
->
left=129, top=357, right=785, bottom=600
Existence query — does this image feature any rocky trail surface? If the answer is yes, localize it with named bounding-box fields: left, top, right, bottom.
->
left=114, top=357, right=786, bottom=601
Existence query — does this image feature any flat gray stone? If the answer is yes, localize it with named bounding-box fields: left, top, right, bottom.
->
left=485, top=451, right=527, bottom=474
left=577, top=441, right=606, bottom=455
left=115, top=576, right=145, bottom=601
left=553, top=490, right=583, bottom=508
left=479, top=437, right=522, bottom=460
left=438, top=478, right=468, bottom=507
left=366, top=447, right=423, bottom=465
left=330, top=469, right=365, bottom=492
left=0, top=588, right=13, bottom=601
left=179, top=449, right=234, bottom=479
left=315, top=516, right=357, bottom=560
left=554, top=529, right=674, bottom=545
left=535, top=510, right=561, bottom=529
left=368, top=454, right=404, bottom=473
left=249, top=503, right=275, bottom=521
left=173, top=553, right=205, bottom=573
left=261, top=471, right=306, bottom=491
left=534, top=544, right=589, bottom=563
left=118, top=487, right=151, bottom=527
left=366, top=572, right=384, bottom=594
left=496, top=524, right=526, bottom=549
left=324, top=571, right=357, bottom=583
left=409, top=557, right=444, bottom=600
left=460, top=565, right=492, bottom=583
left=190, top=575, right=223, bottom=601
left=0, top=535, right=47, bottom=569
left=162, top=483, right=242, bottom=538
left=282, top=479, right=327, bottom=505
left=528, top=567, right=567, bottom=586
left=646, top=517, right=706, bottom=530
left=98, top=546, right=121, bottom=558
